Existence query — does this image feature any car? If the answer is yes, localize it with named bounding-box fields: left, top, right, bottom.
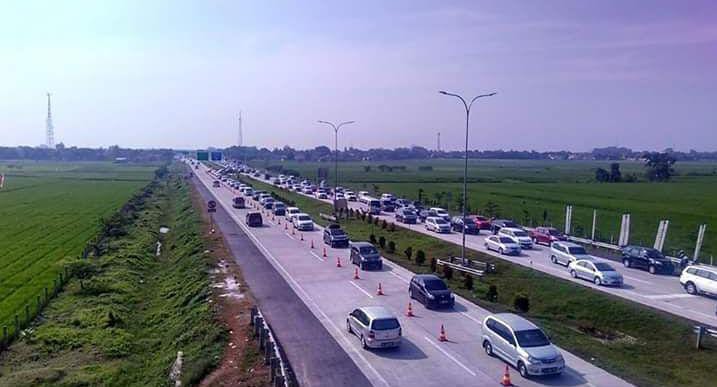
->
left=302, top=187, right=313, bottom=194
left=394, top=198, right=411, bottom=208
left=425, top=217, right=451, bottom=233
left=367, top=199, right=382, bottom=215
left=621, top=245, right=675, bottom=274
left=498, top=227, right=533, bottom=249
left=484, top=235, right=521, bottom=255
left=252, top=190, right=267, bottom=200
left=262, top=198, right=275, bottom=209
left=549, top=241, right=594, bottom=266
left=428, top=207, right=450, bottom=221
left=680, top=265, right=717, bottom=296
left=482, top=313, right=565, bottom=378
left=242, top=187, right=254, bottom=196
left=293, top=213, right=314, bottom=231
left=358, top=191, right=371, bottom=203
left=450, top=216, right=480, bottom=234
left=409, top=274, right=455, bottom=309
left=273, top=202, right=286, bottom=216
left=568, top=259, right=623, bottom=286
left=335, top=193, right=345, bottom=200
left=232, top=196, right=245, bottom=209
left=323, top=224, right=350, bottom=248
left=245, top=212, right=263, bottom=227
left=346, top=306, right=401, bottom=350
left=346, top=191, right=357, bottom=201
left=380, top=199, right=395, bottom=212
left=316, top=191, right=328, bottom=199
left=285, top=206, right=301, bottom=220
left=472, top=215, right=492, bottom=230
left=490, top=219, right=520, bottom=234
left=212, top=180, right=221, bottom=188
left=395, top=208, right=418, bottom=224
left=350, top=242, right=383, bottom=270
left=258, top=193, right=272, bottom=203
left=530, top=227, right=568, bottom=245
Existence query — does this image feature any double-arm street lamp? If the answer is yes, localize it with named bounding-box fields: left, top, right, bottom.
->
left=439, top=90, right=497, bottom=264
left=318, top=120, right=355, bottom=200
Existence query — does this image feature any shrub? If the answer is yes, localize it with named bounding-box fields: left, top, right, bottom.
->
left=404, top=246, right=413, bottom=261
left=387, top=240, right=396, bottom=253
left=369, top=234, right=377, bottom=244
left=430, top=257, right=436, bottom=272
left=374, top=217, right=379, bottom=226
left=443, top=265, right=453, bottom=281
left=514, top=293, right=530, bottom=313
left=416, top=250, right=426, bottom=266
left=366, top=214, right=373, bottom=224
left=378, top=236, right=386, bottom=248
left=381, top=219, right=388, bottom=229
left=463, top=274, right=474, bottom=290
left=389, top=222, right=396, bottom=232
left=486, top=285, right=498, bottom=302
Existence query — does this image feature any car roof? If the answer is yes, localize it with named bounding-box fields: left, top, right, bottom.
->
left=687, top=265, right=717, bottom=273
left=490, top=313, right=538, bottom=331
left=553, top=241, right=581, bottom=248
left=359, top=306, right=396, bottom=320
left=500, top=227, right=524, bottom=232
left=296, top=213, right=310, bottom=217
left=413, top=274, right=442, bottom=281
left=351, top=241, right=375, bottom=248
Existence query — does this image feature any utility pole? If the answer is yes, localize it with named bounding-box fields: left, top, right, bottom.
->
left=437, top=132, right=441, bottom=152
left=238, top=111, right=243, bottom=147
left=46, top=92, right=55, bottom=148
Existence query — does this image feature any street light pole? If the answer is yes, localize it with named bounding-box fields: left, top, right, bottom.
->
left=439, top=90, right=496, bottom=264
left=318, top=120, right=355, bottom=202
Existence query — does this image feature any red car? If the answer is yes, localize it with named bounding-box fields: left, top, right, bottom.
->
left=530, top=227, right=568, bottom=245
left=472, top=215, right=492, bottom=230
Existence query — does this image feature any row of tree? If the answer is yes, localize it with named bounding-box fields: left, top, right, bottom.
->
left=595, top=153, right=677, bottom=182
left=0, top=145, right=174, bottom=162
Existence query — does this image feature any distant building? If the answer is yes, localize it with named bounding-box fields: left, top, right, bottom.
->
left=114, top=157, right=128, bottom=163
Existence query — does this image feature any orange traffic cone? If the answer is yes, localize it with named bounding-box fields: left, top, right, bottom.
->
left=278, top=218, right=281, bottom=225
left=310, top=240, right=315, bottom=249
left=292, top=228, right=295, bottom=236
left=300, top=233, right=304, bottom=241
left=377, top=283, right=384, bottom=296
left=438, top=324, right=447, bottom=342
left=284, top=223, right=288, bottom=230
left=353, top=268, right=360, bottom=280
left=323, top=247, right=327, bottom=257
left=405, top=302, right=414, bottom=317
left=336, top=257, right=342, bottom=268
left=500, top=365, right=513, bottom=386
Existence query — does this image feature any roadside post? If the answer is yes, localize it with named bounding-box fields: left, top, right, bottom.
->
left=564, top=205, right=573, bottom=235
left=654, top=220, right=669, bottom=252
left=591, top=210, right=597, bottom=241
left=207, top=200, right=217, bottom=233
left=694, top=224, right=707, bottom=261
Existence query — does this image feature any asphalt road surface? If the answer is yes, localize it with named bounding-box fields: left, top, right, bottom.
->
left=193, top=162, right=631, bottom=387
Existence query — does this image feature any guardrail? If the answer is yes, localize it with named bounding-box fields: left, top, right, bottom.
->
left=568, top=235, right=685, bottom=268
left=250, top=306, right=296, bottom=387
left=694, top=325, right=717, bottom=349
left=436, top=256, right=495, bottom=277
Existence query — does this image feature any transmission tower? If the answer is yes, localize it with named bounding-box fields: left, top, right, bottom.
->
left=436, top=131, right=441, bottom=152
left=238, top=111, right=243, bottom=147
left=46, top=92, right=55, bottom=148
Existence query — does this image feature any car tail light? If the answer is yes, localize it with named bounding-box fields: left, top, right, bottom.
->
left=368, top=331, right=375, bottom=339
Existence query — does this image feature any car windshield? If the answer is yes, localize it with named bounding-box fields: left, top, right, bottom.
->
left=644, top=249, right=664, bottom=259
left=514, top=231, right=529, bottom=237
left=568, top=246, right=587, bottom=255
left=330, top=229, right=345, bottom=235
left=434, top=218, right=447, bottom=224
left=515, top=329, right=551, bottom=348
left=298, top=215, right=311, bottom=221
left=499, top=237, right=514, bottom=243
left=594, top=262, right=615, bottom=271
left=371, top=318, right=400, bottom=330
left=275, top=204, right=285, bottom=208
left=547, top=229, right=560, bottom=236
left=359, top=246, right=378, bottom=255
left=424, top=279, right=448, bottom=290
left=403, top=211, right=416, bottom=216
left=248, top=214, right=261, bottom=220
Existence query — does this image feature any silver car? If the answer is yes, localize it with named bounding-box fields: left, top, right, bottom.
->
left=482, top=313, right=565, bottom=377
left=484, top=235, right=522, bottom=256
left=569, top=259, right=623, bottom=286
left=425, top=217, right=451, bottom=233
left=346, top=306, right=401, bottom=349
left=550, top=241, right=594, bottom=266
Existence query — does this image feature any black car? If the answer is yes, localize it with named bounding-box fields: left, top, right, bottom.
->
left=395, top=208, right=418, bottom=224
left=212, top=180, right=221, bottom=188
left=409, top=274, right=455, bottom=309
left=490, top=219, right=519, bottom=234
left=350, top=242, right=382, bottom=270
left=621, top=245, right=675, bottom=274
left=273, top=202, right=286, bottom=216
left=323, top=224, right=350, bottom=248
left=380, top=199, right=395, bottom=212
left=232, top=196, right=245, bottom=209
left=246, top=212, right=263, bottom=227
left=450, top=216, right=480, bottom=234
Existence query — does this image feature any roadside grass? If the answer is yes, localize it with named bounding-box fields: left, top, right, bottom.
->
left=249, top=159, right=717, bottom=258
left=0, top=163, right=157, bottom=339
left=0, top=166, right=225, bottom=386
left=240, top=174, right=717, bottom=387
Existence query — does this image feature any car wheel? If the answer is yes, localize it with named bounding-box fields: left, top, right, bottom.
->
left=570, top=270, right=577, bottom=278
left=346, top=319, right=352, bottom=334
left=518, top=361, right=529, bottom=378
left=686, top=282, right=698, bottom=295
left=594, top=276, right=602, bottom=286
left=483, top=341, right=493, bottom=356
left=623, top=259, right=631, bottom=268
left=499, top=248, right=504, bottom=255
left=361, top=335, right=368, bottom=349
left=550, top=255, right=557, bottom=264
left=649, top=265, right=656, bottom=275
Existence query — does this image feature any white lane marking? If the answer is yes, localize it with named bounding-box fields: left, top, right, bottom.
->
left=310, top=251, right=325, bottom=262
left=195, top=167, right=390, bottom=387
left=350, top=281, right=375, bottom=299
left=460, top=312, right=483, bottom=325
left=423, top=336, right=477, bottom=377
left=285, top=233, right=295, bottom=240
left=622, top=275, right=652, bottom=285
left=389, top=271, right=409, bottom=284
left=644, top=293, right=694, bottom=300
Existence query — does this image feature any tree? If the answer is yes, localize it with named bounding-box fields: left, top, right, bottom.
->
left=595, top=168, right=610, bottom=182
left=644, top=152, right=676, bottom=182
left=404, top=246, right=413, bottom=261
left=416, top=250, right=426, bottom=266
left=483, top=201, right=500, bottom=218
left=609, top=163, right=622, bottom=182
left=387, top=240, right=396, bottom=253
left=378, top=236, right=386, bottom=248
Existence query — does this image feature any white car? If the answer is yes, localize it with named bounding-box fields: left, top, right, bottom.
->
left=302, top=187, right=313, bottom=194
left=680, top=265, right=717, bottom=296
left=428, top=207, right=451, bottom=221
left=380, top=193, right=395, bottom=201
left=484, top=235, right=522, bottom=255
left=498, top=227, right=534, bottom=249
left=345, top=191, right=357, bottom=201
left=425, top=217, right=451, bottom=233
left=293, top=213, right=314, bottom=231
left=316, top=191, right=328, bottom=199
left=285, top=207, right=301, bottom=221
left=550, top=241, right=594, bottom=266
left=358, top=191, right=371, bottom=203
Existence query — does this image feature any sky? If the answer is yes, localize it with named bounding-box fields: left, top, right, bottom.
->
left=1, top=0, right=716, bottom=152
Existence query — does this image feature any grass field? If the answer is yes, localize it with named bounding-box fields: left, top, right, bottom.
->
left=0, top=161, right=157, bottom=337
left=249, top=159, right=717, bottom=258
left=239, top=172, right=717, bottom=387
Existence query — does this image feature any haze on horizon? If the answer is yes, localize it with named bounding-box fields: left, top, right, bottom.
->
left=1, top=0, right=716, bottom=152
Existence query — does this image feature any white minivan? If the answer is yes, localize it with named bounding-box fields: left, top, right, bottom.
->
left=680, top=265, right=717, bottom=296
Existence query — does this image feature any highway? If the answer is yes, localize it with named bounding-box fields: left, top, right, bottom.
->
left=194, top=162, right=631, bottom=387
left=242, top=172, right=717, bottom=327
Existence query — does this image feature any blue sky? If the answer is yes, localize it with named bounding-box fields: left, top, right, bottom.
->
left=1, top=0, right=716, bottom=151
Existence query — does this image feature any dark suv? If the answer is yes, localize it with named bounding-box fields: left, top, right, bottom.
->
left=246, top=212, right=263, bottom=227
left=350, top=242, right=382, bottom=270
left=409, top=274, right=455, bottom=309
left=395, top=208, right=418, bottom=224
left=621, top=246, right=674, bottom=274
left=323, top=224, right=349, bottom=248
left=490, top=219, right=519, bottom=234
left=450, top=216, right=480, bottom=234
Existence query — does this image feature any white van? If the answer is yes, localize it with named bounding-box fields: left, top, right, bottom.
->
left=680, top=265, right=717, bottom=296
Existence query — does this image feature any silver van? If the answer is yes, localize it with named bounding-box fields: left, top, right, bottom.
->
left=550, top=241, right=594, bottom=266
left=482, top=313, right=564, bottom=377
left=346, top=306, right=401, bottom=349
